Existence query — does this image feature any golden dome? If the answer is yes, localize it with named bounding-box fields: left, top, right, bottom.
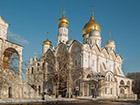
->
left=43, top=33, right=52, bottom=45
left=43, top=39, right=52, bottom=45
left=58, top=10, right=69, bottom=25
left=83, top=12, right=101, bottom=35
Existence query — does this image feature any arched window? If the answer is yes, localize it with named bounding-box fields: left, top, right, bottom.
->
left=110, top=88, right=112, bottom=94
left=32, top=67, right=34, bottom=74
left=87, top=74, right=91, bottom=78
left=108, top=75, right=110, bottom=81
left=8, top=87, right=12, bottom=98
left=38, top=86, right=41, bottom=93
left=120, top=80, right=124, bottom=86
left=107, top=74, right=113, bottom=82
left=105, top=88, right=107, bottom=94
left=75, top=60, right=77, bottom=66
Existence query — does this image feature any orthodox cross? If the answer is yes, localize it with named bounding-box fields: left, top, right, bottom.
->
left=109, top=30, right=112, bottom=40
left=70, top=30, right=72, bottom=40
left=62, top=6, right=65, bottom=17
left=47, top=32, right=49, bottom=40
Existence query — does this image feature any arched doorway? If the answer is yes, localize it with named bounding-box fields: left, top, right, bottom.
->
left=120, top=80, right=125, bottom=94
left=8, top=87, right=12, bottom=98
left=3, top=48, right=19, bottom=75
left=120, top=88, right=124, bottom=94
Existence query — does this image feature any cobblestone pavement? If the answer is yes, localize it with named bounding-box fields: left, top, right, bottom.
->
left=1, top=100, right=140, bottom=105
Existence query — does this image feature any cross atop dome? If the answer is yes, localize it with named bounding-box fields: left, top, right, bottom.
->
left=83, top=6, right=101, bottom=35
left=62, top=6, right=65, bottom=17
left=43, top=32, right=52, bottom=45
left=109, top=30, right=112, bottom=40
left=91, top=5, right=94, bottom=20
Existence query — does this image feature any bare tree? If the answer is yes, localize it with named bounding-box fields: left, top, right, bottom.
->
left=43, top=46, right=83, bottom=98
left=127, top=72, right=140, bottom=99
left=9, top=53, right=19, bottom=75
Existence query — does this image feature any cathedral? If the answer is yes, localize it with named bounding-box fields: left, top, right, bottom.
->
left=0, top=7, right=136, bottom=100
left=26, top=8, right=136, bottom=99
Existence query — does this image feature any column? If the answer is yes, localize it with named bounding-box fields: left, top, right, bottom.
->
left=18, top=55, right=22, bottom=81
left=82, top=82, right=85, bottom=96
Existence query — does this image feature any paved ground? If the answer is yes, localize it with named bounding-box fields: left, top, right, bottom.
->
left=1, top=100, right=140, bottom=105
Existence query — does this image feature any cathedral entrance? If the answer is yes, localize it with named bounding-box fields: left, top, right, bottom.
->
left=59, top=76, right=67, bottom=97
left=8, top=87, right=12, bottom=98
left=120, top=80, right=125, bottom=94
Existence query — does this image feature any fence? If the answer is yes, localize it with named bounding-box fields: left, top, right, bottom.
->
left=119, top=94, right=137, bottom=100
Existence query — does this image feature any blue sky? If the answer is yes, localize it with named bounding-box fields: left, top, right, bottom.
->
left=0, top=0, right=140, bottom=75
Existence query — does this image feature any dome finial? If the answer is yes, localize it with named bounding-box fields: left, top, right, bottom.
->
left=91, top=5, right=94, bottom=20
left=62, top=6, right=65, bottom=17
left=47, top=32, right=49, bottom=40
left=70, top=30, right=72, bottom=40
left=109, top=30, right=112, bottom=40
left=43, top=32, right=52, bottom=45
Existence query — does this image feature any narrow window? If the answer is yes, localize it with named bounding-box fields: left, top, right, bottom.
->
left=105, top=88, right=107, bottom=94
left=108, top=75, right=110, bottom=81
left=39, top=86, right=41, bottom=93
left=111, top=88, right=112, bottom=94
left=32, top=67, right=34, bottom=74
left=75, top=60, right=77, bottom=66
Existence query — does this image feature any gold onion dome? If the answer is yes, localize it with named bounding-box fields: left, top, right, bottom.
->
left=43, top=33, right=52, bottom=45
left=58, top=9, right=69, bottom=25
left=43, top=39, right=52, bottom=45
left=83, top=12, right=101, bottom=35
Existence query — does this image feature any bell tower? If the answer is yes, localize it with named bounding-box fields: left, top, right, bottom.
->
left=57, top=6, right=69, bottom=46
left=0, top=16, right=8, bottom=40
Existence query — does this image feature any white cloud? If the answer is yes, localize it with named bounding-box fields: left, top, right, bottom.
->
left=7, top=31, right=29, bottom=45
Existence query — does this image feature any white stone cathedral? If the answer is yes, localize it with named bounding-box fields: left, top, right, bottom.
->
left=27, top=9, right=136, bottom=99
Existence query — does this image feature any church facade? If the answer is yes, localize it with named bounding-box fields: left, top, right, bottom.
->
left=27, top=9, right=136, bottom=99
